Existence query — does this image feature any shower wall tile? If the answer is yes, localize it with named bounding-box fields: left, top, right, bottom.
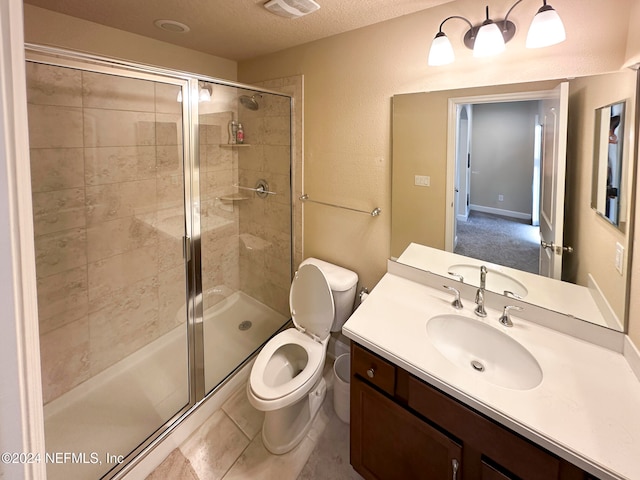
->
left=156, top=113, right=183, bottom=146
left=156, top=145, right=183, bottom=176
left=32, top=188, right=86, bottom=236
left=158, top=265, right=187, bottom=328
left=84, top=146, right=157, bottom=185
left=155, top=83, right=183, bottom=115
left=34, top=228, right=87, bottom=278
left=39, top=317, right=90, bottom=404
left=83, top=108, right=156, bottom=147
left=157, top=175, right=185, bottom=210
left=202, top=144, right=233, bottom=173
left=27, top=104, right=84, bottom=149
left=82, top=71, right=156, bottom=112
left=37, top=266, right=89, bottom=335
left=88, top=277, right=159, bottom=374
left=29, top=148, right=85, bottom=193
left=263, top=145, right=290, bottom=175
left=157, top=219, right=186, bottom=273
left=26, top=62, right=82, bottom=107
left=87, top=248, right=158, bottom=303
left=86, top=215, right=158, bottom=263
left=85, top=178, right=157, bottom=225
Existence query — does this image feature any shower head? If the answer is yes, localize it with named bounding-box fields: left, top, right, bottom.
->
left=239, top=94, right=262, bottom=111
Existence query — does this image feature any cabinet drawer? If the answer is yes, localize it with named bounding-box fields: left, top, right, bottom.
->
left=351, top=344, right=396, bottom=396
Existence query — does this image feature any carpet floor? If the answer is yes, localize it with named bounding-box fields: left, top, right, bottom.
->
left=454, top=211, right=540, bottom=274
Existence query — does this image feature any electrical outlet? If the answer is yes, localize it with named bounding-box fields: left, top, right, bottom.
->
left=498, top=194, right=504, bottom=202
left=615, top=242, right=624, bottom=275
left=414, top=175, right=431, bottom=187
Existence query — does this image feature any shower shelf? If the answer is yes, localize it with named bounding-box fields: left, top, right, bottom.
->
left=219, top=144, right=251, bottom=148
left=216, top=193, right=249, bottom=201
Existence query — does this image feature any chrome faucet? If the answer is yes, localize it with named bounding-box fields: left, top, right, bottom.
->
left=443, top=285, right=463, bottom=309
left=474, top=266, right=488, bottom=317
left=499, top=305, right=523, bottom=327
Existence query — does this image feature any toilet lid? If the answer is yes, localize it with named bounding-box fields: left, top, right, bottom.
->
left=290, top=264, right=335, bottom=341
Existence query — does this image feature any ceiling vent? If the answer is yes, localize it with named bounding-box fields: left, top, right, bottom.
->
left=264, top=0, right=320, bottom=19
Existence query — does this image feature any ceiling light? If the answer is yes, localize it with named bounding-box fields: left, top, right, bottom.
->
left=427, top=1, right=565, bottom=66
left=154, top=19, right=191, bottom=33
left=264, top=0, right=320, bottom=19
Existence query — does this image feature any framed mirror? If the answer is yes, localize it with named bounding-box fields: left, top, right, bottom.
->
left=591, top=101, right=626, bottom=229
left=391, top=69, right=638, bottom=333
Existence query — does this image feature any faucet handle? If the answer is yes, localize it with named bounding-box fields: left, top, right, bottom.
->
left=443, top=285, right=463, bottom=309
left=499, top=305, right=523, bottom=327
left=504, top=290, right=523, bottom=300
left=447, top=271, right=464, bottom=282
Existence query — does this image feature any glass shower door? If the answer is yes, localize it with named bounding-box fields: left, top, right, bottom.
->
left=26, top=61, right=191, bottom=479
left=199, top=84, right=292, bottom=393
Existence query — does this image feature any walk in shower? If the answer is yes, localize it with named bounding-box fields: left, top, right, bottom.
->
left=25, top=46, right=293, bottom=479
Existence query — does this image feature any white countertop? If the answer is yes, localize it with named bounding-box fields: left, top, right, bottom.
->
left=342, top=272, right=640, bottom=480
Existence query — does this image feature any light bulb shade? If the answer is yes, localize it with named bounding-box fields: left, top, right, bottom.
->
left=199, top=87, right=212, bottom=102
left=526, top=5, right=566, bottom=48
left=428, top=32, right=455, bottom=66
left=473, top=22, right=505, bottom=57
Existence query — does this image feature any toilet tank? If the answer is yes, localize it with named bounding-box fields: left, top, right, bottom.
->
left=299, top=258, right=358, bottom=332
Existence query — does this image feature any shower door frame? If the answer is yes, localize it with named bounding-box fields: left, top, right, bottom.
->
left=24, top=44, right=295, bottom=480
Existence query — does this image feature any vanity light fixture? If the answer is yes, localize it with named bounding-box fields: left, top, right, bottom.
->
left=177, top=83, right=213, bottom=103
left=427, top=0, right=566, bottom=66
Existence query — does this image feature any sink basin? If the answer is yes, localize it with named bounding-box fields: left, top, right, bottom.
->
left=447, top=264, right=528, bottom=298
left=426, top=314, right=542, bottom=390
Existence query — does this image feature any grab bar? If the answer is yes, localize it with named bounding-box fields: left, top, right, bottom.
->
left=299, top=194, right=382, bottom=217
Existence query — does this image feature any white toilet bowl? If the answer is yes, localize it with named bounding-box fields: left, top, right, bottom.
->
left=247, top=258, right=358, bottom=454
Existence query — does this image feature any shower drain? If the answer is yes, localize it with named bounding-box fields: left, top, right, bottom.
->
left=238, top=320, right=252, bottom=331
left=470, top=360, right=485, bottom=372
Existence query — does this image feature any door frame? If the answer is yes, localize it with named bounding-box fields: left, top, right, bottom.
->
left=445, top=89, right=559, bottom=253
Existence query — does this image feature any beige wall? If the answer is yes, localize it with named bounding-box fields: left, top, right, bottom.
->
left=239, top=0, right=635, bottom=294
left=564, top=71, right=636, bottom=322
left=23, top=4, right=237, bottom=81
left=471, top=101, right=538, bottom=216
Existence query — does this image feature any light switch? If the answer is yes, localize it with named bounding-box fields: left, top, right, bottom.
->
left=415, top=175, right=430, bottom=187
left=615, top=242, right=624, bottom=275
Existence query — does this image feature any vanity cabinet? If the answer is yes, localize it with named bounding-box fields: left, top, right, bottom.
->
left=350, top=343, right=596, bottom=480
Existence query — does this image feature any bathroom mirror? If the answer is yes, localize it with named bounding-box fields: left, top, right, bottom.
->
left=591, top=101, right=626, bottom=229
left=391, top=69, right=639, bottom=332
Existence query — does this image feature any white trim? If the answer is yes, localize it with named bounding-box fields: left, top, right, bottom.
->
left=0, top=1, right=46, bottom=479
left=469, top=204, right=532, bottom=221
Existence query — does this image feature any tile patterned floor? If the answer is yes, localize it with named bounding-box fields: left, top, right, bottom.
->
left=146, top=360, right=364, bottom=480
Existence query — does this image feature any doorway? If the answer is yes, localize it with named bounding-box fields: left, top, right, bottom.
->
left=446, top=92, right=557, bottom=275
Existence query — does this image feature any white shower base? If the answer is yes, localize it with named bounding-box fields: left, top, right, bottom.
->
left=43, top=291, right=286, bottom=480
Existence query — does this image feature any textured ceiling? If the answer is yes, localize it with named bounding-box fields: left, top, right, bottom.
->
left=23, top=0, right=454, bottom=61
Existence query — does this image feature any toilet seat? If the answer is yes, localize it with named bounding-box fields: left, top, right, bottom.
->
left=249, top=328, right=325, bottom=402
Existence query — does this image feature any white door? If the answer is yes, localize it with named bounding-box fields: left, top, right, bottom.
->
left=538, top=82, right=569, bottom=279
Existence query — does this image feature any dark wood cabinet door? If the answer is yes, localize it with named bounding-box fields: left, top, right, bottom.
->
left=351, top=377, right=462, bottom=480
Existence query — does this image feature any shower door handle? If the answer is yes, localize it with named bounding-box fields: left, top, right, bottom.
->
left=183, top=236, right=191, bottom=262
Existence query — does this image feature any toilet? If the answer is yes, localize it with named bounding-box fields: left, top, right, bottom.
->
left=247, top=257, right=358, bottom=454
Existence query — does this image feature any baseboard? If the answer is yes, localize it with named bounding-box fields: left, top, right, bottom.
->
left=587, top=274, right=624, bottom=331
left=624, top=336, right=640, bottom=382
left=470, top=204, right=532, bottom=221
left=328, top=335, right=351, bottom=360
